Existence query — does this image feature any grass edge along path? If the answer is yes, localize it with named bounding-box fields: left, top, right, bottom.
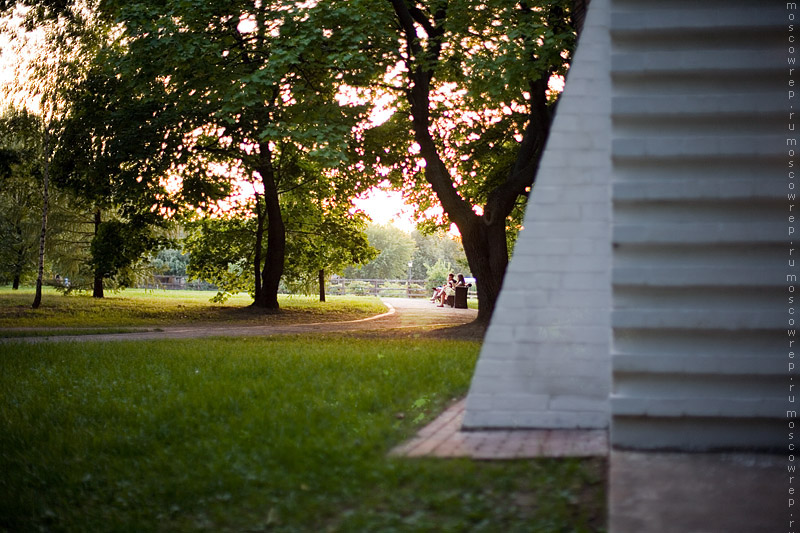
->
left=0, top=327, right=153, bottom=338
left=0, top=287, right=387, bottom=334
left=0, top=336, right=606, bottom=532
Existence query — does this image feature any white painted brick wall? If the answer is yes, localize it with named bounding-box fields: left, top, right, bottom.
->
left=462, top=0, right=612, bottom=430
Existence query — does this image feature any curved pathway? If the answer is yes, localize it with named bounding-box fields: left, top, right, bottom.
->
left=2, top=298, right=478, bottom=344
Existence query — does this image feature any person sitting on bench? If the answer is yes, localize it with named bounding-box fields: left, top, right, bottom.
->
left=437, top=273, right=466, bottom=307
left=431, top=273, right=455, bottom=303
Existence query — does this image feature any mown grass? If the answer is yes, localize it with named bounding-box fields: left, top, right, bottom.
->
left=0, top=337, right=605, bottom=532
left=0, top=287, right=387, bottom=331
left=0, top=328, right=152, bottom=338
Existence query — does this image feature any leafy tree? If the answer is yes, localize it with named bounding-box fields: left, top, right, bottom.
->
left=151, top=249, right=190, bottom=277
left=184, top=217, right=254, bottom=302
left=0, top=110, right=101, bottom=293
left=0, top=109, right=42, bottom=289
left=185, top=203, right=376, bottom=303
left=51, top=50, right=220, bottom=298
left=409, top=229, right=469, bottom=280
left=88, top=217, right=165, bottom=289
left=281, top=188, right=377, bottom=301
left=359, top=0, right=575, bottom=322
left=425, top=258, right=454, bottom=289
left=345, top=224, right=416, bottom=280
left=83, top=0, right=389, bottom=309
left=1, top=0, right=100, bottom=307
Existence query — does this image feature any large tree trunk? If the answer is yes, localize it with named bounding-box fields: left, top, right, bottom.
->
left=411, top=122, right=507, bottom=323
left=457, top=218, right=509, bottom=323
left=405, top=69, right=516, bottom=324
left=388, top=0, right=564, bottom=324
left=12, top=274, right=20, bottom=290
left=92, top=210, right=104, bottom=298
left=252, top=145, right=285, bottom=310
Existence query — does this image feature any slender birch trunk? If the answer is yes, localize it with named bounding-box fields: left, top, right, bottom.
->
left=31, top=128, right=50, bottom=309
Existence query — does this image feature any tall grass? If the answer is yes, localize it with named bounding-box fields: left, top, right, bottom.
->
left=0, top=337, right=604, bottom=532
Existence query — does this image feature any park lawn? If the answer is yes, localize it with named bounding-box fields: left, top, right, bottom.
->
left=0, top=287, right=387, bottom=331
left=0, top=336, right=605, bottom=532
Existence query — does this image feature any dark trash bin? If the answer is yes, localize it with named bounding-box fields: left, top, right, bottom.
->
left=453, top=285, right=470, bottom=309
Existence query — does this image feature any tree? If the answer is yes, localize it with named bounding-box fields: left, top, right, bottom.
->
left=366, top=0, right=574, bottom=322
left=52, top=64, right=188, bottom=298
left=0, top=109, right=43, bottom=289
left=88, top=0, right=388, bottom=309
left=151, top=249, right=190, bottom=277
left=280, top=186, right=377, bottom=301
left=1, top=0, right=96, bottom=307
left=184, top=217, right=254, bottom=302
left=409, top=229, right=469, bottom=280
left=0, top=107, right=105, bottom=293
left=344, top=224, right=416, bottom=280
left=425, top=258, right=455, bottom=289
left=185, top=204, right=376, bottom=303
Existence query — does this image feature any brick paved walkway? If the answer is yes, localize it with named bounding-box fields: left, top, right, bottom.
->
left=390, top=399, right=608, bottom=459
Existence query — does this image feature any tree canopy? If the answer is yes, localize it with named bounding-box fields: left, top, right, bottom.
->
left=2, top=0, right=577, bottom=321
left=0, top=108, right=45, bottom=289
left=74, top=0, right=393, bottom=309
left=373, top=0, right=575, bottom=321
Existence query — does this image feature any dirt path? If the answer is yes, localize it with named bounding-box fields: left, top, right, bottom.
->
left=2, top=298, right=483, bottom=343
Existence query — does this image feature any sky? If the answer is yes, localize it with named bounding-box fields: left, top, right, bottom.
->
left=352, top=187, right=418, bottom=233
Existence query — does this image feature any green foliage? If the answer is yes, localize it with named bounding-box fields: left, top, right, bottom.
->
left=346, top=280, right=374, bottom=296
left=411, top=229, right=470, bottom=280
left=150, top=249, right=190, bottom=277
left=353, top=0, right=574, bottom=235
left=0, top=337, right=605, bottom=531
left=0, top=109, right=42, bottom=286
left=185, top=206, right=376, bottom=302
left=51, top=51, right=200, bottom=295
left=0, top=107, right=85, bottom=288
left=14, top=0, right=574, bottom=315
left=90, top=219, right=164, bottom=282
left=344, top=224, right=416, bottom=279
left=347, top=0, right=576, bottom=321
left=280, top=177, right=377, bottom=296
left=184, top=217, right=255, bottom=302
left=72, top=0, right=395, bottom=307
left=425, top=258, right=454, bottom=289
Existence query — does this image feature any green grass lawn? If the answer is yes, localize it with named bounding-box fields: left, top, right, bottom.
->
left=0, top=336, right=605, bottom=532
left=0, top=287, right=387, bottom=332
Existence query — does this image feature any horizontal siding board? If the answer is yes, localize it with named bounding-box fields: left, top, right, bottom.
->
left=609, top=0, right=787, bottom=450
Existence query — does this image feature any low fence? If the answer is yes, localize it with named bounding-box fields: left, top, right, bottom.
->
left=326, top=278, right=430, bottom=298
left=142, top=275, right=216, bottom=291
left=326, top=278, right=477, bottom=300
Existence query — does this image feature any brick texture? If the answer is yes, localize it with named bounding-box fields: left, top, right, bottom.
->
left=462, top=0, right=612, bottom=430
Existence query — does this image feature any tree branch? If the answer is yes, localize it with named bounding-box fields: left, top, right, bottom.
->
left=388, top=0, right=423, bottom=60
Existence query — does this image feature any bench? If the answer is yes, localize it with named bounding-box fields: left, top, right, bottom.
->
left=445, top=284, right=471, bottom=309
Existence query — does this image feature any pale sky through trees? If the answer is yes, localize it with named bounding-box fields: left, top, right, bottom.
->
left=353, top=186, right=419, bottom=233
